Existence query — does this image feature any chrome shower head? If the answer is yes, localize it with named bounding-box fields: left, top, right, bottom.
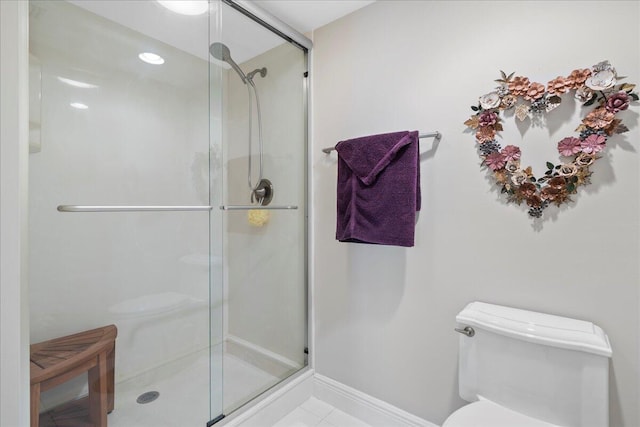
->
left=209, top=42, right=230, bottom=62
left=209, top=42, right=247, bottom=84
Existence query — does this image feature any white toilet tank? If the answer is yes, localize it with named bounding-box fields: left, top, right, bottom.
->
left=455, top=302, right=612, bottom=427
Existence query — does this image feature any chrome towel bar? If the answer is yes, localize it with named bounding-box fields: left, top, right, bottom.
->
left=321, top=131, right=441, bottom=154
left=220, top=205, right=298, bottom=210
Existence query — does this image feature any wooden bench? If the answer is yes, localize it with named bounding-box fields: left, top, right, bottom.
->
left=30, top=325, right=117, bottom=427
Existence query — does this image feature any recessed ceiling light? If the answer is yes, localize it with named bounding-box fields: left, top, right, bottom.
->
left=58, top=77, right=99, bottom=89
left=138, top=52, right=165, bottom=65
left=70, top=102, right=89, bottom=110
left=157, top=1, right=209, bottom=16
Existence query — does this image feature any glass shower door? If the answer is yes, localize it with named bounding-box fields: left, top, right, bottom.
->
left=219, top=2, right=308, bottom=413
left=28, top=1, right=223, bottom=425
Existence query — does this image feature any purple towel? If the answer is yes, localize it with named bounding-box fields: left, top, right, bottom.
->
left=335, top=130, right=420, bottom=247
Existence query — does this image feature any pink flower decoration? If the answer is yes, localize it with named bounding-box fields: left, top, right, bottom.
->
left=479, top=111, right=498, bottom=127
left=485, top=152, right=506, bottom=171
left=605, top=91, right=630, bottom=113
left=501, top=145, right=521, bottom=161
left=557, top=137, right=582, bottom=156
left=580, top=134, right=606, bottom=154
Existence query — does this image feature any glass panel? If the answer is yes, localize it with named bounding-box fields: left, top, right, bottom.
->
left=219, top=3, right=308, bottom=413
left=28, top=1, right=223, bottom=425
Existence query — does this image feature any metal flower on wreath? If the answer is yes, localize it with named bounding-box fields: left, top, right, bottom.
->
left=465, top=61, right=638, bottom=218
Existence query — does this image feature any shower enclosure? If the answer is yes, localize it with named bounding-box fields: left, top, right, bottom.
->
left=27, top=0, right=309, bottom=425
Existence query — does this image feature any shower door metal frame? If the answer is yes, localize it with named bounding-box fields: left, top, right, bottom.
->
left=222, top=1, right=313, bottom=51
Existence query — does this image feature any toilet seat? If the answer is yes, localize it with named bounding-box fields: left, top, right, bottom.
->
left=442, top=399, right=561, bottom=427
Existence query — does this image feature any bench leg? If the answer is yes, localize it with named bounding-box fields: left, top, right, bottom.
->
left=30, top=383, right=40, bottom=427
left=107, top=343, right=115, bottom=413
left=88, top=351, right=108, bottom=427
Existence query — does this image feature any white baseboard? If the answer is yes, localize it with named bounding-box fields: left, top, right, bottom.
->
left=313, top=374, right=438, bottom=427
left=215, top=370, right=438, bottom=427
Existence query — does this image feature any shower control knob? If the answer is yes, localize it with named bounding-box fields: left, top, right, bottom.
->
left=251, top=179, right=273, bottom=206
left=455, top=326, right=475, bottom=337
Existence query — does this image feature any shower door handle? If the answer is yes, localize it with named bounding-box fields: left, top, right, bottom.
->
left=219, top=205, right=298, bottom=210
left=57, top=205, right=213, bottom=212
left=58, top=205, right=299, bottom=212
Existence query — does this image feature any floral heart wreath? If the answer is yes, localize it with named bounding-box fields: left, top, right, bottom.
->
left=465, top=60, right=638, bottom=218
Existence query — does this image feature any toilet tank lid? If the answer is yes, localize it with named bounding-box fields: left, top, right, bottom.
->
left=456, top=302, right=612, bottom=357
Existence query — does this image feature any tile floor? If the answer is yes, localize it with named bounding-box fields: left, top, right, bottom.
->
left=272, top=397, right=372, bottom=427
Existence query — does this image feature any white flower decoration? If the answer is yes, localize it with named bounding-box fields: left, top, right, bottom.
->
left=511, top=171, right=529, bottom=186
left=592, top=60, right=613, bottom=72
left=558, top=163, right=578, bottom=177
left=575, top=86, right=594, bottom=103
left=585, top=69, right=617, bottom=91
left=479, top=92, right=501, bottom=110
left=505, top=160, right=520, bottom=173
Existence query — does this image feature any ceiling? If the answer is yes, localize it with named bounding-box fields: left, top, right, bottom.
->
left=65, top=1, right=375, bottom=65
left=253, top=1, right=375, bottom=35
left=29, top=0, right=375, bottom=93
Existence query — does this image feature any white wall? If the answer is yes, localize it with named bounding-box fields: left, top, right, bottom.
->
left=0, top=1, right=30, bottom=426
left=312, top=1, right=639, bottom=426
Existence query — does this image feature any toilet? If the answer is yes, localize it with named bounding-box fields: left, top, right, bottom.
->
left=443, top=302, right=612, bottom=427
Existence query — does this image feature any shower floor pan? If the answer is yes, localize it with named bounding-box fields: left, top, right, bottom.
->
left=39, top=345, right=299, bottom=427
